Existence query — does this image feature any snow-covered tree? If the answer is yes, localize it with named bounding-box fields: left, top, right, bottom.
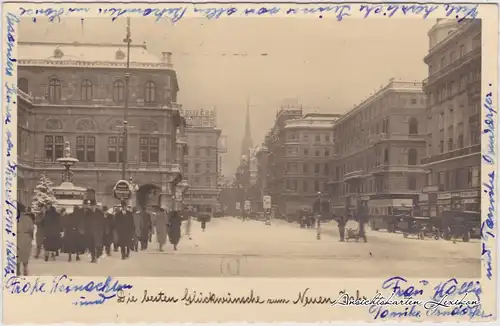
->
left=31, top=174, right=57, bottom=214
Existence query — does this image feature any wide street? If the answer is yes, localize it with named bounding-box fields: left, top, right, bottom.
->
left=30, top=217, right=480, bottom=278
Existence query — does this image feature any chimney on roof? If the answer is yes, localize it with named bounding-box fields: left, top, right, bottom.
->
left=162, top=52, right=172, bottom=65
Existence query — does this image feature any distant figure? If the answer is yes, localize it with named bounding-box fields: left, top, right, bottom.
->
left=185, top=215, right=192, bottom=240
left=17, top=203, right=34, bottom=276
left=337, top=216, right=347, bottom=242
left=168, top=210, right=182, bottom=251
left=358, top=203, right=368, bottom=243
left=40, top=205, right=61, bottom=261
left=132, top=207, right=140, bottom=252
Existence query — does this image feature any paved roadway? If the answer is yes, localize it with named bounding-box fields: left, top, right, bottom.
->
left=30, top=217, right=480, bottom=277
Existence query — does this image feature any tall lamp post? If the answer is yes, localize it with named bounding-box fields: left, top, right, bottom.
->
left=316, top=191, right=322, bottom=240
left=121, top=17, right=132, bottom=180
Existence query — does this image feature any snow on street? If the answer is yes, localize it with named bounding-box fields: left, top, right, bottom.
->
left=29, top=216, right=480, bottom=277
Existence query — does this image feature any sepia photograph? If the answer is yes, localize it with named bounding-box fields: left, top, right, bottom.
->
left=15, top=16, right=482, bottom=279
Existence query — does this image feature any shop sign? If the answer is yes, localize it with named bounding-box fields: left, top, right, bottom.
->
left=236, top=202, right=241, bottom=210
left=359, top=195, right=370, bottom=201
left=244, top=200, right=251, bottom=210
left=463, top=198, right=479, bottom=204
left=461, top=191, right=479, bottom=198
left=263, top=196, right=271, bottom=209
left=113, top=180, right=132, bottom=200
left=422, top=185, right=438, bottom=193
left=419, top=194, right=429, bottom=201
left=437, top=193, right=451, bottom=200
left=437, top=199, right=451, bottom=205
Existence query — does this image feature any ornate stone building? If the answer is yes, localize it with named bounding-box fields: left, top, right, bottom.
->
left=329, top=80, right=427, bottom=216
left=420, top=19, right=481, bottom=215
left=17, top=41, right=186, bottom=208
left=180, top=108, right=221, bottom=214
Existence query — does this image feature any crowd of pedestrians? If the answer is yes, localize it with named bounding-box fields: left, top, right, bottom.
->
left=16, top=199, right=187, bottom=275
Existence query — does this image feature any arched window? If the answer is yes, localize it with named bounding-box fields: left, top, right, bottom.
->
left=18, top=77, right=29, bottom=93
left=384, top=148, right=389, bottom=164
left=408, top=148, right=418, bottom=165
left=144, top=81, right=156, bottom=104
left=409, top=117, right=418, bottom=135
left=113, top=80, right=124, bottom=103
left=81, top=79, right=93, bottom=101
left=45, top=119, right=63, bottom=130
left=48, top=78, right=61, bottom=103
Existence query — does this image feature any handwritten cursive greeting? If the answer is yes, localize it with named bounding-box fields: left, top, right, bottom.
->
left=5, top=275, right=133, bottom=306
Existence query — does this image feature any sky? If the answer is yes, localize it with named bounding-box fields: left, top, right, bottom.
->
left=19, top=17, right=435, bottom=175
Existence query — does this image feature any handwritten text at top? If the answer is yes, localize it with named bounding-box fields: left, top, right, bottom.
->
left=15, top=3, right=482, bottom=23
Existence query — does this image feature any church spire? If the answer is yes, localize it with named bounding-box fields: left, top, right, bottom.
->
left=241, top=98, right=254, bottom=156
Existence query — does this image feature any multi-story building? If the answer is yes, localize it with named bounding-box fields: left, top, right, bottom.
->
left=281, top=113, right=340, bottom=214
left=329, top=80, right=427, bottom=216
left=259, top=101, right=339, bottom=215
left=181, top=108, right=221, bottom=214
left=264, top=103, right=303, bottom=215
left=420, top=19, right=481, bottom=215
left=17, top=41, right=186, bottom=208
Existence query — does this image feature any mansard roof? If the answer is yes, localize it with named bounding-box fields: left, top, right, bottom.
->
left=18, top=41, right=173, bottom=71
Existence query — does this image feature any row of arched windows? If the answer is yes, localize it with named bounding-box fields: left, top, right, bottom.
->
left=18, top=77, right=159, bottom=104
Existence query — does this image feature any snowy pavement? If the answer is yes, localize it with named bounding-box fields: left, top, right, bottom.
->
left=29, top=216, right=480, bottom=278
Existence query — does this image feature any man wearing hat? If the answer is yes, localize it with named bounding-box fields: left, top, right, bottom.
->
left=82, top=199, right=103, bottom=263
left=115, top=200, right=135, bottom=259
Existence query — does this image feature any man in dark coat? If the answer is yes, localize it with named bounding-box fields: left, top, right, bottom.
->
left=337, top=216, right=347, bottom=242
left=82, top=200, right=102, bottom=263
left=102, top=206, right=115, bottom=256
left=168, top=210, right=182, bottom=251
left=115, top=200, right=134, bottom=259
left=63, top=206, right=85, bottom=262
left=93, top=204, right=105, bottom=258
left=137, top=207, right=152, bottom=250
left=40, top=205, right=61, bottom=261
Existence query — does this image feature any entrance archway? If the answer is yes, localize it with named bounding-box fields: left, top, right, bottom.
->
left=136, top=184, right=161, bottom=209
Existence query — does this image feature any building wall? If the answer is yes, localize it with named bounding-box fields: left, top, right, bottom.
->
left=421, top=19, right=481, bottom=213
left=183, top=127, right=221, bottom=213
left=17, top=63, right=183, bottom=209
left=329, top=80, right=427, bottom=215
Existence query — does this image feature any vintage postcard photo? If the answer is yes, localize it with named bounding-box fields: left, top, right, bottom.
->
left=2, top=1, right=498, bottom=323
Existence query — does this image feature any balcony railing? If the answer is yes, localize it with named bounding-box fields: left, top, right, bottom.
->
left=371, top=165, right=426, bottom=175
left=423, top=47, right=481, bottom=88
left=27, top=160, right=181, bottom=171
left=421, top=144, right=481, bottom=165
left=369, top=133, right=425, bottom=145
left=343, top=170, right=364, bottom=181
left=20, top=95, right=175, bottom=109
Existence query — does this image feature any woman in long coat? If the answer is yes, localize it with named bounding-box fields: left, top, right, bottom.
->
left=40, top=205, right=61, bottom=261
left=153, top=206, right=168, bottom=252
left=168, top=210, right=182, bottom=251
left=17, top=204, right=34, bottom=276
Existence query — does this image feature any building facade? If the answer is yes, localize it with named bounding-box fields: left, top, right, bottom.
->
left=17, top=41, right=186, bottom=208
left=329, top=80, right=427, bottom=216
left=262, top=104, right=303, bottom=215
left=181, top=108, right=221, bottom=214
left=420, top=19, right=481, bottom=215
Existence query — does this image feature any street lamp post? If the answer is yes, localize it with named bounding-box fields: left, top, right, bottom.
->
left=316, top=191, right=321, bottom=240
left=121, top=17, right=132, bottom=180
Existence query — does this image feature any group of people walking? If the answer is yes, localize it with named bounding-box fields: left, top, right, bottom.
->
left=16, top=199, right=187, bottom=275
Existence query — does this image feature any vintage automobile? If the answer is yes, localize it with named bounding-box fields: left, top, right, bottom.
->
left=441, top=210, right=480, bottom=242
left=399, top=216, right=431, bottom=240
left=368, top=199, right=414, bottom=233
